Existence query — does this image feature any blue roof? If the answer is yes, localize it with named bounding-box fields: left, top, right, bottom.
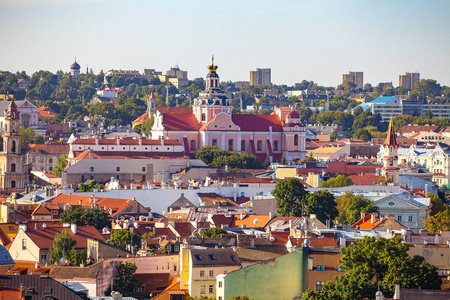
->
left=370, top=96, right=398, bottom=104
left=0, top=245, right=13, bottom=265
left=354, top=102, right=370, bottom=111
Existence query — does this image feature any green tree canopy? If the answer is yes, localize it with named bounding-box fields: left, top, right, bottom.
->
left=60, top=206, right=111, bottom=230
left=319, top=175, right=353, bottom=188
left=109, top=229, right=141, bottom=250
left=353, top=128, right=372, bottom=141
left=425, top=207, right=450, bottom=233
left=302, top=237, right=441, bottom=300
left=272, top=178, right=309, bottom=217
left=194, top=146, right=263, bottom=170
left=49, top=229, right=83, bottom=265
left=20, top=127, right=45, bottom=145
left=200, top=227, right=227, bottom=238
left=112, top=262, right=141, bottom=298
left=53, top=154, right=68, bottom=177
left=335, top=192, right=378, bottom=225
left=303, top=190, right=338, bottom=223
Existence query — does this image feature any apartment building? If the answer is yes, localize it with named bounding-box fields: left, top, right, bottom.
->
left=250, top=68, right=271, bottom=85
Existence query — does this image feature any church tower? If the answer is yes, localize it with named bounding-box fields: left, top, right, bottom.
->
left=0, top=101, right=26, bottom=190
left=381, top=116, right=399, bottom=184
left=192, top=56, right=231, bottom=123
left=147, top=92, right=156, bottom=116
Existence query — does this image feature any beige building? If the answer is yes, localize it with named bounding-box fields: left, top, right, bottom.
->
left=342, top=71, right=363, bottom=89
left=399, top=72, right=420, bottom=89
left=180, top=246, right=241, bottom=298
left=250, top=68, right=271, bottom=85
left=26, top=144, right=69, bottom=173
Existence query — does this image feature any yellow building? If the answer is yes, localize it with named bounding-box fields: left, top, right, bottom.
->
left=180, top=246, right=241, bottom=298
left=306, top=145, right=349, bottom=161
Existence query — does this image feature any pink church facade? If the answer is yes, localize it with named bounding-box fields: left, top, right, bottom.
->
left=149, top=61, right=306, bottom=162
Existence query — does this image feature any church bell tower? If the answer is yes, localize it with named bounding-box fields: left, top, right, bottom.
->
left=381, top=116, right=399, bottom=184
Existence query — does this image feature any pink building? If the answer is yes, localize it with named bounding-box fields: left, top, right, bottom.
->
left=148, top=61, right=306, bottom=162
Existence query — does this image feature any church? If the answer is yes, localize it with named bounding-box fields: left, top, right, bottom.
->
left=136, top=59, right=306, bottom=162
left=0, top=101, right=27, bottom=191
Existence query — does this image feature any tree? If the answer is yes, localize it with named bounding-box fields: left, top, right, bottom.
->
left=49, top=230, right=76, bottom=264
left=424, top=109, right=433, bottom=119
left=319, top=175, right=353, bottom=188
left=109, top=229, right=141, bottom=250
left=330, top=130, right=338, bottom=142
left=335, top=192, right=378, bottom=225
left=141, top=115, right=154, bottom=137
left=411, top=79, right=441, bottom=100
left=303, top=190, right=338, bottom=223
left=353, top=128, right=372, bottom=141
left=303, top=237, right=441, bottom=299
left=53, top=154, right=68, bottom=177
left=272, top=178, right=308, bottom=217
left=200, top=227, right=227, bottom=238
left=112, top=262, right=140, bottom=298
left=342, top=80, right=357, bottom=92
left=263, top=155, right=271, bottom=169
left=78, top=180, right=101, bottom=192
left=60, top=206, right=111, bottom=230
left=429, top=192, right=447, bottom=216
left=425, top=207, right=450, bottom=233
left=19, top=126, right=45, bottom=145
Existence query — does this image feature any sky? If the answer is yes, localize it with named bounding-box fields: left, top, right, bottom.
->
left=1, top=0, right=449, bottom=87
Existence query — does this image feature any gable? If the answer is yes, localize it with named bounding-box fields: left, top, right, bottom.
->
left=374, top=195, right=425, bottom=209
left=203, top=113, right=240, bottom=131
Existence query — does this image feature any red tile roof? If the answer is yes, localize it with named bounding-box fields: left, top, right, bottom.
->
left=39, top=106, right=57, bottom=118
left=24, top=225, right=105, bottom=249
left=70, top=150, right=185, bottom=160
left=289, top=237, right=338, bottom=249
left=161, top=113, right=202, bottom=131
left=398, top=124, right=441, bottom=134
left=232, top=114, right=284, bottom=132
left=27, top=144, right=69, bottom=155
left=270, top=232, right=290, bottom=245
left=348, top=174, right=381, bottom=185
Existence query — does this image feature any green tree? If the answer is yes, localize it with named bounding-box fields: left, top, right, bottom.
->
left=411, top=79, right=441, bottom=100
left=60, top=206, right=111, bottom=230
left=109, top=229, right=141, bottom=250
left=319, top=175, right=353, bottom=188
left=272, top=178, right=308, bottom=217
left=141, top=115, right=154, bottom=137
left=53, top=154, right=68, bottom=177
left=303, top=190, right=338, bottom=223
left=78, top=180, right=101, bottom=192
left=353, top=128, right=372, bottom=141
left=429, top=192, right=447, bottom=216
left=112, top=262, right=141, bottom=298
left=200, top=227, right=227, bottom=238
left=262, top=155, right=271, bottom=169
left=303, top=237, right=441, bottom=299
left=424, top=109, right=433, bottom=119
left=330, top=130, right=338, bottom=142
left=19, top=126, right=45, bottom=145
left=424, top=207, right=450, bottom=233
left=342, top=80, right=357, bottom=92
left=49, top=230, right=76, bottom=264
left=335, top=192, right=378, bottom=225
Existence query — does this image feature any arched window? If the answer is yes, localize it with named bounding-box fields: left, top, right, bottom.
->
left=11, top=181, right=16, bottom=188
left=273, top=141, right=278, bottom=151
left=12, top=123, right=15, bottom=133
left=201, top=113, right=206, bottom=122
left=389, top=159, right=393, bottom=166
left=11, top=163, right=16, bottom=173
left=294, top=134, right=298, bottom=146
left=11, top=141, right=16, bottom=153
left=49, top=158, right=53, bottom=164
left=228, top=139, right=233, bottom=151
left=212, top=139, right=217, bottom=147
left=257, top=140, right=262, bottom=151
left=190, top=140, right=196, bottom=151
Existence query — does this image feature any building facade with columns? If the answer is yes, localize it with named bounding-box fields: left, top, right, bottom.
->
left=148, top=61, right=306, bottom=162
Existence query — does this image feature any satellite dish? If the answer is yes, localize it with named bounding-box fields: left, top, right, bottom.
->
left=60, top=257, right=66, bottom=264
left=253, top=219, right=259, bottom=225
left=312, top=222, right=317, bottom=228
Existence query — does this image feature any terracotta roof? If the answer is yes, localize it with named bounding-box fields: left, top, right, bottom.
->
left=160, top=113, right=202, bottom=131
left=289, top=237, right=338, bottom=249
left=24, top=225, right=105, bottom=250
left=70, top=150, right=185, bottom=161
left=348, top=174, right=381, bottom=185
left=27, top=144, right=69, bottom=155
left=234, top=215, right=271, bottom=228
left=50, top=262, right=103, bottom=279
left=270, top=231, right=290, bottom=245
left=232, top=114, right=284, bottom=132
left=353, top=213, right=407, bottom=230
left=197, top=193, right=239, bottom=207
left=172, top=222, right=195, bottom=237
left=39, top=106, right=57, bottom=118
left=398, top=124, right=441, bottom=134
left=70, top=138, right=181, bottom=146
left=234, top=245, right=288, bottom=262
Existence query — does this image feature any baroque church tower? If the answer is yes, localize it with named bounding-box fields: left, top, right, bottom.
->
left=381, top=116, right=399, bottom=184
left=0, top=101, right=26, bottom=190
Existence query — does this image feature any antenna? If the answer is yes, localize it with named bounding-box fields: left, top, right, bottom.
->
left=212, top=55, right=214, bottom=65
left=165, top=85, right=169, bottom=106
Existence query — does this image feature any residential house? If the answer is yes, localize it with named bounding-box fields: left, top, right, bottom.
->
left=352, top=212, right=407, bottom=230
left=398, top=124, right=441, bottom=138
left=26, top=143, right=69, bottom=174
left=179, top=246, right=241, bottom=298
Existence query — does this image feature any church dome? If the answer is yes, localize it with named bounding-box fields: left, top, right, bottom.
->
left=71, top=61, right=81, bottom=70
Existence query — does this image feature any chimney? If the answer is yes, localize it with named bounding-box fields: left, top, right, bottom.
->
left=79, top=200, right=82, bottom=205
left=289, top=219, right=293, bottom=229
left=19, top=224, right=27, bottom=232
left=420, top=229, right=427, bottom=237
left=361, top=212, right=366, bottom=220
left=70, top=224, right=77, bottom=234
left=371, top=213, right=378, bottom=225
left=393, top=284, right=400, bottom=300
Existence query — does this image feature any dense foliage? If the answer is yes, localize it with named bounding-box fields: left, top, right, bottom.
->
left=53, top=154, right=68, bottom=177
left=111, top=262, right=141, bottom=298
left=60, top=206, right=111, bottom=230
left=335, top=192, right=379, bottom=225
left=194, top=145, right=263, bottom=170
left=109, top=229, right=141, bottom=250
left=319, top=175, right=353, bottom=188
left=49, top=230, right=86, bottom=266
left=200, top=228, right=227, bottom=238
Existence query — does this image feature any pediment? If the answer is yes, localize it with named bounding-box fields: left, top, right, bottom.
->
left=374, top=195, right=424, bottom=209
left=204, top=112, right=240, bottom=131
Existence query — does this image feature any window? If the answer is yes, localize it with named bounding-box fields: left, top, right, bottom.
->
left=257, top=140, right=262, bottom=151
left=11, top=163, right=16, bottom=172
left=22, top=239, right=27, bottom=250
left=209, top=285, right=214, bottom=293
left=408, top=215, right=413, bottom=222
left=212, top=139, right=217, bottom=146
left=195, top=254, right=202, bottom=261
left=219, top=282, right=223, bottom=288
left=8, top=226, right=13, bottom=231
left=230, top=255, right=237, bottom=262
left=389, top=158, right=393, bottom=166
left=174, top=265, right=177, bottom=272
left=142, top=175, right=146, bottom=181
left=11, top=181, right=15, bottom=188
left=190, top=140, right=196, bottom=151
left=316, top=265, right=325, bottom=271
left=51, top=211, right=58, bottom=215
left=12, top=140, right=16, bottom=152
left=41, top=254, right=47, bottom=260
left=315, top=281, right=325, bottom=291
left=174, top=245, right=179, bottom=252
left=228, top=139, right=233, bottom=151
left=273, top=140, right=278, bottom=151
left=200, top=285, right=206, bottom=294
left=49, top=158, right=53, bottom=164
left=45, top=287, right=52, bottom=294
left=90, top=167, right=94, bottom=172
left=209, top=270, right=214, bottom=277
left=201, top=113, right=206, bottom=121
left=142, top=167, right=146, bottom=172
left=388, top=202, right=395, bottom=206
left=200, top=271, right=205, bottom=278
left=294, top=134, right=298, bottom=146
left=116, top=167, right=120, bottom=172
left=208, top=254, right=216, bottom=260
left=397, top=215, right=402, bottom=222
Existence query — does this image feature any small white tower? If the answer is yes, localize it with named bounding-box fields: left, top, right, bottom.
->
left=70, top=58, right=81, bottom=78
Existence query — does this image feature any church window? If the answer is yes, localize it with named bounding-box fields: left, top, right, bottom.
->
left=273, top=140, right=278, bottom=151
left=389, top=159, right=393, bottom=166
left=11, top=181, right=16, bottom=188
left=190, top=140, right=196, bottom=151
left=11, top=163, right=16, bottom=172
left=201, top=113, right=206, bottom=122
left=294, top=134, right=298, bottom=146
left=212, top=139, right=217, bottom=147
left=257, top=140, right=262, bottom=151
left=241, top=140, right=245, bottom=151
left=12, top=123, right=15, bottom=132
left=49, top=158, right=53, bottom=164
left=228, top=139, right=233, bottom=151
left=12, top=141, right=16, bottom=153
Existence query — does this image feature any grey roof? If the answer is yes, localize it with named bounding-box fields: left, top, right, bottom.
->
left=399, top=175, right=438, bottom=194
left=0, top=100, right=37, bottom=117
left=190, top=248, right=241, bottom=267
left=66, top=281, right=88, bottom=293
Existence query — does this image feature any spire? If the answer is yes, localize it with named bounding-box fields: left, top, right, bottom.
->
left=208, top=55, right=218, bottom=73
left=384, top=115, right=398, bottom=146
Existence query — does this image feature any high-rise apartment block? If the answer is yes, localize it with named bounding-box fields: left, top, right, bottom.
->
left=342, top=71, right=363, bottom=89
left=250, top=68, right=271, bottom=85
left=399, top=72, right=420, bottom=89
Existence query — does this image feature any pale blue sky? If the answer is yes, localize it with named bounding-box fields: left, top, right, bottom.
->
left=1, top=0, right=449, bottom=87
